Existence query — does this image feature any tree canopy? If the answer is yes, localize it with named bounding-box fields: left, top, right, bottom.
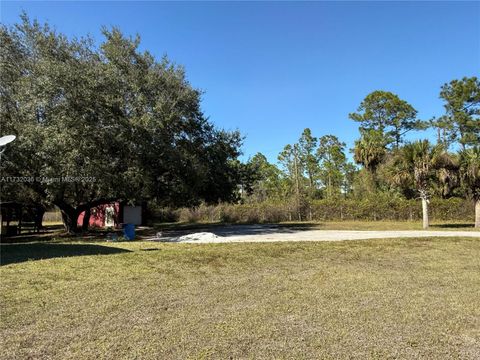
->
left=0, top=15, right=242, bottom=232
left=1, top=14, right=478, bottom=230
left=438, top=77, right=480, bottom=149
left=349, top=90, right=422, bottom=148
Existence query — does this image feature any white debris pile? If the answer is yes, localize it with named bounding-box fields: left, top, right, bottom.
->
left=175, top=232, right=219, bottom=243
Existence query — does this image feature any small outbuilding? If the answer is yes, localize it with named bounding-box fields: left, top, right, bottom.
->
left=77, top=202, right=144, bottom=229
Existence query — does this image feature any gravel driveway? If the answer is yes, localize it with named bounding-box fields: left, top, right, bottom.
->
left=154, top=225, right=480, bottom=243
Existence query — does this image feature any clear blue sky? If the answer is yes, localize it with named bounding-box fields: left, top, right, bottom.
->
left=1, top=1, right=479, bottom=163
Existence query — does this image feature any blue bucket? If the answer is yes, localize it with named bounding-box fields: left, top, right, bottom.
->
left=123, top=223, right=135, bottom=240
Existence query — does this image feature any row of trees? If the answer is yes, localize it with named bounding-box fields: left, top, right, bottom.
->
left=1, top=15, right=244, bottom=232
left=242, top=79, right=480, bottom=228
left=1, top=15, right=478, bottom=231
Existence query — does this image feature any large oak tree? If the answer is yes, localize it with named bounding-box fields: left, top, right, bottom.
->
left=0, top=15, right=242, bottom=232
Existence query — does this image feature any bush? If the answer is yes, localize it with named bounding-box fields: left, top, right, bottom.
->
left=152, top=197, right=474, bottom=224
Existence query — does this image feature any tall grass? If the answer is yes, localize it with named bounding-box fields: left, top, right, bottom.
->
left=42, top=209, right=62, bottom=223
left=153, top=197, right=475, bottom=224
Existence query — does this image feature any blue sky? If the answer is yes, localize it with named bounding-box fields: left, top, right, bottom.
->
left=1, top=1, right=479, bottom=163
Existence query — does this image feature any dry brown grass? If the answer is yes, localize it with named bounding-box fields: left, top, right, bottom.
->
left=281, top=220, right=479, bottom=231
left=1, top=237, right=479, bottom=359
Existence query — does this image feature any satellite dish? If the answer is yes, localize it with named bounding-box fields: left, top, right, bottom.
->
left=0, top=135, right=16, bottom=147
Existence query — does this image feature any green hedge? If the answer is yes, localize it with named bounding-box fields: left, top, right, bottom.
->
left=153, top=197, right=475, bottom=223
left=310, top=197, right=474, bottom=221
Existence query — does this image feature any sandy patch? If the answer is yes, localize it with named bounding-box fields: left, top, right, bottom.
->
left=154, top=228, right=480, bottom=243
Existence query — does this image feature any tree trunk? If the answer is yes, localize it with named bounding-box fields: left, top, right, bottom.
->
left=34, top=205, right=45, bottom=231
left=60, top=208, right=80, bottom=234
left=54, top=198, right=116, bottom=235
left=328, top=174, right=331, bottom=199
left=421, top=197, right=429, bottom=229
left=475, top=198, right=480, bottom=229
left=293, top=150, right=301, bottom=221
left=82, top=208, right=91, bottom=232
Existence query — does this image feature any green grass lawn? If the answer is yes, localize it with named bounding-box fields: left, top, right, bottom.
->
left=1, top=237, right=479, bottom=359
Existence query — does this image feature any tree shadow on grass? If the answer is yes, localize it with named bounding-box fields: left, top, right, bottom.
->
left=1, top=224, right=126, bottom=244
left=147, top=223, right=320, bottom=240
left=0, top=243, right=131, bottom=266
left=430, top=223, right=475, bottom=229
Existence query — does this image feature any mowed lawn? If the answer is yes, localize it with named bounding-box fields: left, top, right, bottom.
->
left=1, top=238, right=479, bottom=359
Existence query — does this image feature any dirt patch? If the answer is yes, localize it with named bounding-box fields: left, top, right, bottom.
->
left=153, top=226, right=480, bottom=243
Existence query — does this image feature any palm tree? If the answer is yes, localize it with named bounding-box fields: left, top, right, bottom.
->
left=459, top=147, right=480, bottom=228
left=392, top=140, right=446, bottom=229
left=353, top=129, right=387, bottom=173
left=434, top=153, right=460, bottom=198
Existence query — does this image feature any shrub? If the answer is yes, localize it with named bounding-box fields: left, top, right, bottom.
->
left=152, top=197, right=474, bottom=224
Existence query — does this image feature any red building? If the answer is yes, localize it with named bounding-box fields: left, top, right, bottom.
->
left=77, top=202, right=143, bottom=228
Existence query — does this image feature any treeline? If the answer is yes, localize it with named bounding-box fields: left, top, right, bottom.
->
left=1, top=15, right=478, bottom=232
left=237, top=85, right=480, bottom=228
left=156, top=198, right=474, bottom=224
